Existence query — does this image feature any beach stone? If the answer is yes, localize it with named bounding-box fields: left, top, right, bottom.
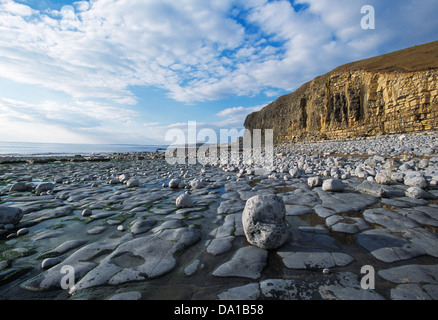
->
left=242, top=194, right=288, bottom=250
left=35, top=182, right=54, bottom=194
left=126, top=178, right=139, bottom=188
left=9, top=182, right=30, bottom=192
left=405, top=187, right=428, bottom=199
left=356, top=180, right=385, bottom=197
left=175, top=193, right=194, bottom=208
left=54, top=177, right=64, bottom=184
left=189, top=179, right=205, bottom=189
left=169, top=178, right=181, bottom=188
left=81, top=208, right=92, bottom=217
left=126, top=178, right=140, bottom=188
left=375, top=173, right=392, bottom=185
left=322, top=179, right=345, bottom=192
left=16, top=228, right=29, bottom=236
left=308, top=176, right=323, bottom=188
left=41, top=258, right=62, bottom=270
left=391, top=172, right=405, bottom=182
left=184, top=259, right=200, bottom=276
left=109, top=179, right=120, bottom=185
left=390, top=172, right=404, bottom=182
left=0, top=206, right=24, bottom=225
left=118, top=174, right=130, bottom=183
left=212, top=246, right=267, bottom=279
left=399, top=163, right=412, bottom=171
left=404, top=176, right=428, bottom=189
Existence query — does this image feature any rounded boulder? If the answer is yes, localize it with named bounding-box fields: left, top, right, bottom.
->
left=0, top=206, right=24, bottom=225
left=242, top=194, right=289, bottom=250
left=176, top=193, right=194, bottom=208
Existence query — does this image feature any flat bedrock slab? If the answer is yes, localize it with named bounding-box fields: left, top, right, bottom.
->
left=277, top=247, right=354, bottom=270
left=22, top=236, right=131, bottom=291
left=212, top=246, right=268, bottom=280
left=390, top=284, right=438, bottom=300
left=325, top=215, right=369, bottom=234
left=357, top=229, right=425, bottom=262
left=71, top=228, right=200, bottom=292
left=219, top=272, right=384, bottom=300
left=217, top=283, right=261, bottom=300
left=379, top=264, right=438, bottom=286
left=206, top=236, right=235, bottom=256
left=130, top=218, right=157, bottom=235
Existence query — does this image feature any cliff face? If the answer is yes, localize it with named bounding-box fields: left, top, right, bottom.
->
left=244, top=41, right=438, bottom=145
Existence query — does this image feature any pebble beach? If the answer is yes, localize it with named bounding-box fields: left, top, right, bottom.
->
left=1, top=132, right=438, bottom=300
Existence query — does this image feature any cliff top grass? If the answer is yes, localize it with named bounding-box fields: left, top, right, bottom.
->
left=331, top=40, right=438, bottom=74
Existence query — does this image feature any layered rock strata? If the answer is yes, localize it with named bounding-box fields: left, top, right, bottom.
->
left=245, top=41, right=438, bottom=144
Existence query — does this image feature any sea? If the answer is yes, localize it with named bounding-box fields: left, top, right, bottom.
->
left=0, top=141, right=167, bottom=157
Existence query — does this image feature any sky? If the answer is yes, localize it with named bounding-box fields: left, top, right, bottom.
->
left=0, top=0, right=437, bottom=145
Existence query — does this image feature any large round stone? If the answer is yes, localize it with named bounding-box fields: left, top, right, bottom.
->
left=242, top=194, right=288, bottom=250
left=0, top=206, right=24, bottom=225
left=175, top=193, right=194, bottom=208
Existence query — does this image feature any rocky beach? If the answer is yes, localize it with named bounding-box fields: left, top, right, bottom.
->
left=1, top=132, right=438, bottom=300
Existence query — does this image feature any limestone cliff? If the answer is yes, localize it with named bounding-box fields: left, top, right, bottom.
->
left=244, top=41, right=438, bottom=145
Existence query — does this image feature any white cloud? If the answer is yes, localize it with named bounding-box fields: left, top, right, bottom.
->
left=0, top=0, right=35, bottom=16
left=216, top=105, right=265, bottom=126
left=1, top=0, right=437, bottom=106
left=0, top=97, right=140, bottom=143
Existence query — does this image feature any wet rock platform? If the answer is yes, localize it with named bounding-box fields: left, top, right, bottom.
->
left=1, top=133, right=438, bottom=300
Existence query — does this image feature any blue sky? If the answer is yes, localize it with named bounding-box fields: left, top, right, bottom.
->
left=0, top=0, right=437, bottom=145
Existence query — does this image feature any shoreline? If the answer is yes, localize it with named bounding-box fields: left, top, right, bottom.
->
left=2, top=131, right=437, bottom=165
left=0, top=131, right=438, bottom=300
